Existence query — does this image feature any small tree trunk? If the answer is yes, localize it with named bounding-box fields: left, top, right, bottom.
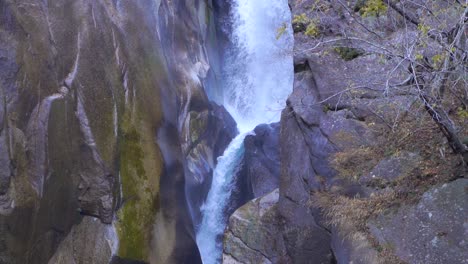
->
left=420, top=93, right=468, bottom=164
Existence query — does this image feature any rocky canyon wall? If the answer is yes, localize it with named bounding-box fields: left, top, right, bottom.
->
left=0, top=0, right=233, bottom=263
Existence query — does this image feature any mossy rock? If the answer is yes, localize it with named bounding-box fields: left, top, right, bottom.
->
left=116, top=110, right=162, bottom=261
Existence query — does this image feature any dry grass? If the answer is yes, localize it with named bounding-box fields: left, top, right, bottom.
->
left=330, top=100, right=463, bottom=182
left=317, top=101, right=465, bottom=263
left=331, top=146, right=379, bottom=181
left=311, top=189, right=405, bottom=263
left=311, top=190, right=396, bottom=232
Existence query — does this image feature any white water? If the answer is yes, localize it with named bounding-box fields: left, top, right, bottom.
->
left=196, top=0, right=293, bottom=263
left=221, top=0, right=294, bottom=132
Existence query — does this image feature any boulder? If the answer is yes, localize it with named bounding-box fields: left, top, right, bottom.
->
left=223, top=189, right=286, bottom=264
left=223, top=189, right=334, bottom=264
left=368, top=179, right=468, bottom=264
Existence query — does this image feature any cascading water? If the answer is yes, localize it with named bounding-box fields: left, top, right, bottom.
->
left=196, top=0, right=293, bottom=263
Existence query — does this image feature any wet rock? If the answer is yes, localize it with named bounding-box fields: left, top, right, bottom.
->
left=236, top=123, right=280, bottom=201
left=210, top=103, right=239, bottom=158
left=184, top=102, right=238, bottom=230
left=272, top=54, right=336, bottom=263
left=154, top=120, right=203, bottom=264
left=368, top=179, right=468, bottom=264
left=244, top=123, right=280, bottom=198
left=26, top=94, right=67, bottom=196
left=151, top=1, right=231, bottom=262
left=74, top=98, right=114, bottom=224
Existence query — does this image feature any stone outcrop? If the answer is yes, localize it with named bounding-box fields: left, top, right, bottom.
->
left=223, top=189, right=286, bottom=264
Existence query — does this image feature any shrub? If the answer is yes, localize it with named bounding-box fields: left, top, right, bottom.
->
left=292, top=13, right=321, bottom=37
left=360, top=0, right=387, bottom=17
left=305, top=21, right=320, bottom=37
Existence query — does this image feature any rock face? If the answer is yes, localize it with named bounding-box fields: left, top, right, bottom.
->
left=0, top=0, right=233, bottom=263
left=275, top=68, right=337, bottom=264
left=242, top=123, right=281, bottom=198
left=184, top=102, right=238, bottom=229
left=368, top=179, right=468, bottom=264
left=229, top=123, right=281, bottom=212
left=224, top=123, right=281, bottom=229
left=48, top=216, right=118, bottom=264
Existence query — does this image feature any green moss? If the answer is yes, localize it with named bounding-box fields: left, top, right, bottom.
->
left=292, top=13, right=309, bottom=24
left=114, top=12, right=166, bottom=259
left=334, top=47, right=365, bottom=61
left=305, top=21, right=320, bottom=38
left=292, top=13, right=311, bottom=34
left=117, top=111, right=162, bottom=261
left=121, top=125, right=146, bottom=180
left=117, top=196, right=159, bottom=260
left=356, top=0, right=387, bottom=17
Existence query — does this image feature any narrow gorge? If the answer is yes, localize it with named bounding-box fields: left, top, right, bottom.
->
left=196, top=1, right=292, bottom=263
left=0, top=0, right=466, bottom=264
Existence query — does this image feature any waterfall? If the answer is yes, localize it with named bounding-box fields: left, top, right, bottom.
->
left=221, top=0, right=294, bottom=132
left=196, top=0, right=293, bottom=263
